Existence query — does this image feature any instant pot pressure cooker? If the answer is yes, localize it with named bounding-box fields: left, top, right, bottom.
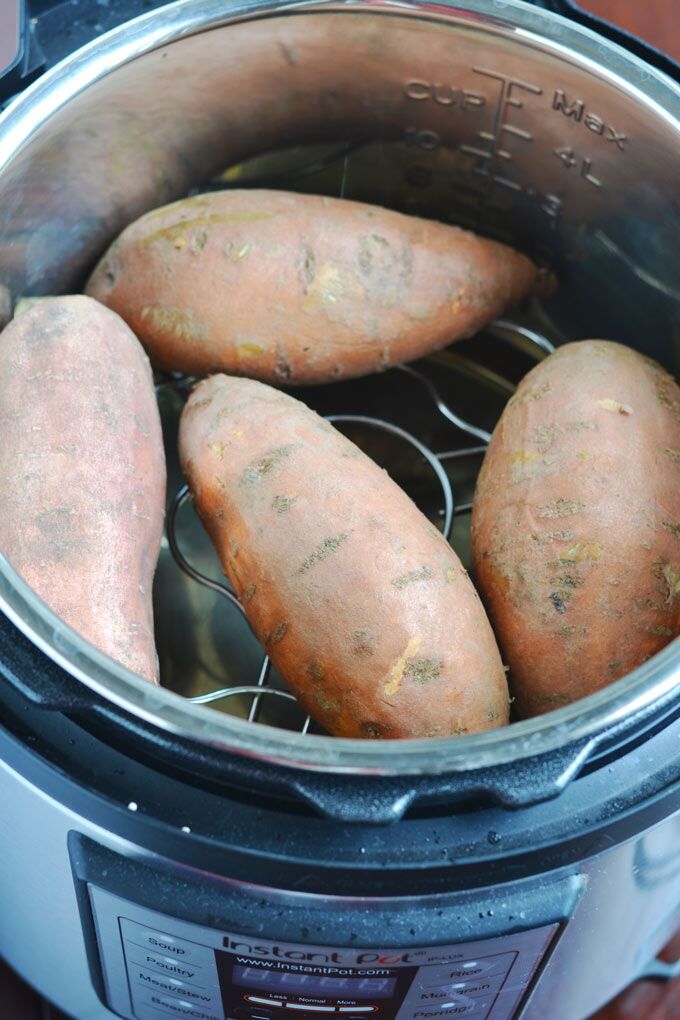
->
left=1, top=2, right=680, bottom=1019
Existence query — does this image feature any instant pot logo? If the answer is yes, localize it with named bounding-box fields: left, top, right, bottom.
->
left=223, top=939, right=421, bottom=965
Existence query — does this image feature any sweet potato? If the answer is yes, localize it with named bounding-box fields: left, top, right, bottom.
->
left=179, top=375, right=509, bottom=738
left=471, top=340, right=680, bottom=716
left=0, top=296, right=166, bottom=682
left=86, top=189, right=541, bottom=385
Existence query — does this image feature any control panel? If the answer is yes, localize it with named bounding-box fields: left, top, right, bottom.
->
left=89, top=886, right=558, bottom=1020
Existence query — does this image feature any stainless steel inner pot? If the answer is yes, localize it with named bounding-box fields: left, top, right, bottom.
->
left=1, top=0, right=679, bottom=775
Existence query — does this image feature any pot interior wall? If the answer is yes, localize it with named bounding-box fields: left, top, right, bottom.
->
left=1, top=7, right=679, bottom=367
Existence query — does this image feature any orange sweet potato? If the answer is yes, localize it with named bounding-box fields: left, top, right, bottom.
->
left=0, top=296, right=166, bottom=682
left=86, top=189, right=541, bottom=385
left=471, top=340, right=680, bottom=716
left=179, top=375, right=509, bottom=738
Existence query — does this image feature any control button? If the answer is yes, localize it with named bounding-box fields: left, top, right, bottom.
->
left=245, top=996, right=283, bottom=1007
left=285, top=1005, right=336, bottom=1012
left=121, top=919, right=213, bottom=965
left=132, top=987, right=224, bottom=1019
left=409, top=1005, right=479, bottom=1018
left=423, top=952, right=515, bottom=985
left=338, top=1009, right=376, bottom=1014
left=125, top=947, right=218, bottom=987
left=129, top=965, right=221, bottom=1007
left=419, top=972, right=505, bottom=1002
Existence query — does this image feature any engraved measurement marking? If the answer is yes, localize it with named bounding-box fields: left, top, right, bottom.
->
left=404, top=127, right=442, bottom=150
left=401, top=70, right=560, bottom=222
left=552, top=90, right=628, bottom=150
left=553, top=146, right=603, bottom=188
left=467, top=69, right=552, bottom=222
left=404, top=80, right=486, bottom=109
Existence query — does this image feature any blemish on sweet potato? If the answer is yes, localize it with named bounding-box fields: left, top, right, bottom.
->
left=191, top=229, right=209, bottom=253
left=597, top=398, right=633, bottom=415
left=313, top=687, right=340, bottom=713
left=521, top=380, right=551, bottom=403
left=308, top=661, right=325, bottom=683
left=664, top=448, right=680, bottom=464
left=403, top=657, right=442, bottom=683
left=272, top=494, right=297, bottom=514
left=296, top=532, right=350, bottom=575
left=392, top=565, right=435, bottom=589
left=565, top=420, right=597, bottom=433
left=139, top=211, right=277, bottom=249
left=209, top=441, right=224, bottom=458
left=224, top=240, right=252, bottom=262
left=662, top=521, right=680, bottom=539
left=270, top=621, right=289, bottom=644
left=187, top=396, right=213, bottom=412
left=384, top=635, right=423, bottom=696
left=240, top=443, right=299, bottom=485
left=531, top=529, right=574, bottom=545
left=511, top=450, right=540, bottom=466
left=656, top=376, right=680, bottom=423
left=360, top=721, right=385, bottom=738
left=299, top=243, right=317, bottom=287
left=140, top=304, right=207, bottom=342
left=237, top=342, right=267, bottom=358
left=555, top=573, right=583, bottom=590
left=663, top=564, right=680, bottom=601
left=243, top=583, right=256, bottom=603
left=537, top=498, right=585, bottom=519
left=352, top=629, right=375, bottom=656
left=556, top=623, right=587, bottom=638
left=536, top=693, right=572, bottom=707
left=550, top=592, right=567, bottom=614
left=275, top=347, right=293, bottom=381
left=532, top=424, right=558, bottom=449
left=560, top=541, right=603, bottom=563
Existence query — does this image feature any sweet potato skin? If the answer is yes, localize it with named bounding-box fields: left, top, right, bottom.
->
left=0, top=296, right=166, bottom=682
left=86, top=189, right=540, bottom=385
left=179, top=375, right=509, bottom=738
left=471, top=340, right=680, bottom=716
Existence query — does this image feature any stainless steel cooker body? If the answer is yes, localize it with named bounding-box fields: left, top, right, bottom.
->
left=2, top=684, right=680, bottom=1020
left=1, top=3, right=680, bottom=1020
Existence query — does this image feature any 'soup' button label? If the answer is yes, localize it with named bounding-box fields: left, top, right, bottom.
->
left=121, top=919, right=213, bottom=965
